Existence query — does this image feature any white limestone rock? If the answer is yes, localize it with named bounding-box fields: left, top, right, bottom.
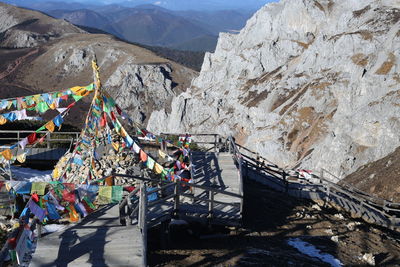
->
left=149, top=0, right=400, bottom=180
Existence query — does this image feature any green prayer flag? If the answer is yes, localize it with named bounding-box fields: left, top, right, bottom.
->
left=31, top=182, right=46, bottom=195
left=146, top=157, right=155, bottom=170
left=111, top=186, right=123, bottom=203
left=103, top=104, right=110, bottom=113
left=39, top=197, right=44, bottom=208
left=36, top=126, right=46, bottom=132
left=98, top=186, right=112, bottom=204
left=72, top=95, right=83, bottom=102
left=86, top=84, right=94, bottom=91
left=107, top=97, right=116, bottom=107
left=37, top=102, right=49, bottom=113
left=83, top=196, right=96, bottom=210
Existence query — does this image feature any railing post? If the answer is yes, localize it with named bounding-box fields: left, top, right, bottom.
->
left=283, top=171, right=288, bottom=193
left=214, top=134, right=217, bottom=153
left=208, top=190, right=214, bottom=219
left=46, top=133, right=51, bottom=149
left=37, top=220, right=42, bottom=239
left=139, top=183, right=148, bottom=267
left=174, top=180, right=180, bottom=216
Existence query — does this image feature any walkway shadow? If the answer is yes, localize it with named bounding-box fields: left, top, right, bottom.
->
left=31, top=204, right=132, bottom=267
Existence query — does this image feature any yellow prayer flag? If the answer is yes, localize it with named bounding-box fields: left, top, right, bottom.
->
left=98, top=186, right=112, bottom=205
left=16, top=153, right=26, bottom=163
left=112, top=142, right=120, bottom=152
left=0, top=116, right=6, bottom=125
left=158, top=150, right=167, bottom=159
left=1, top=149, right=12, bottom=161
left=53, top=167, right=60, bottom=179
left=49, top=101, right=57, bottom=110
left=154, top=163, right=164, bottom=174
left=32, top=94, right=41, bottom=101
left=70, top=86, right=91, bottom=97
left=45, top=121, right=55, bottom=133
left=120, top=127, right=127, bottom=138
left=31, top=182, right=46, bottom=195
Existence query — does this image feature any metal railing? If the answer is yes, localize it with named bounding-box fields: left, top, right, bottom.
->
left=0, top=130, right=79, bottom=149
left=160, top=133, right=221, bottom=153
left=114, top=173, right=242, bottom=228
left=232, top=141, right=400, bottom=231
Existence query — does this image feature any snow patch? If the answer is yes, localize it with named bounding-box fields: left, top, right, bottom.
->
left=11, top=166, right=52, bottom=182
left=42, top=224, right=68, bottom=234
left=288, top=238, right=343, bottom=267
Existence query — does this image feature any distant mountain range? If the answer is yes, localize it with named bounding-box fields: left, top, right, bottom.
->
left=2, top=0, right=271, bottom=11
left=2, top=0, right=259, bottom=51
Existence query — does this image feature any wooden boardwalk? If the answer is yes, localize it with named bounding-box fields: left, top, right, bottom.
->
left=31, top=204, right=144, bottom=267
left=31, top=146, right=244, bottom=266
left=182, top=151, right=242, bottom=226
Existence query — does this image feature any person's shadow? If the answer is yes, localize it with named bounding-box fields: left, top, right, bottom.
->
left=33, top=205, right=124, bottom=267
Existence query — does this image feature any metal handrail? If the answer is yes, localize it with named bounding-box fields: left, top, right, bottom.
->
left=229, top=137, right=400, bottom=230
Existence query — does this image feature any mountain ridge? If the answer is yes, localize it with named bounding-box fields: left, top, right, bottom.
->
left=0, top=2, right=197, bottom=128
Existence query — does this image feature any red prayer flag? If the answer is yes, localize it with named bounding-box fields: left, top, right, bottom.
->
left=82, top=199, right=94, bottom=213
left=32, top=193, right=39, bottom=202
left=139, top=150, right=148, bottom=162
left=62, top=183, right=76, bottom=203
left=100, top=113, right=107, bottom=128
left=111, top=111, right=116, bottom=121
left=67, top=102, right=76, bottom=109
left=116, top=106, right=122, bottom=115
left=62, top=190, right=75, bottom=203
left=27, top=133, right=37, bottom=144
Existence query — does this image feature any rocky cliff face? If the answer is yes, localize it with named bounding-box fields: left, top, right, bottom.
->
left=0, top=3, right=196, bottom=126
left=148, top=0, right=400, bottom=180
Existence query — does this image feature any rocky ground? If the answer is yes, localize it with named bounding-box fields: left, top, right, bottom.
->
left=148, top=179, right=400, bottom=266
left=342, top=146, right=400, bottom=203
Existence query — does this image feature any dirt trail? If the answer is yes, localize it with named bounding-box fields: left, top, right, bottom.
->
left=0, top=48, right=39, bottom=80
